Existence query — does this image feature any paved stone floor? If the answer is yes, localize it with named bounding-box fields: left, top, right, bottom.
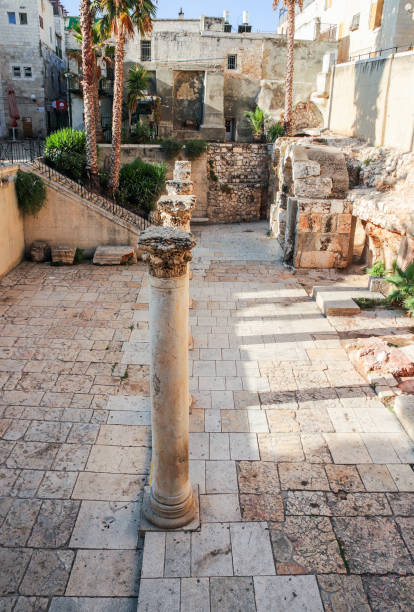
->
left=1, top=222, right=414, bottom=611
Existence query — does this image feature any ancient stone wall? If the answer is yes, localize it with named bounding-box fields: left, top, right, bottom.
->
left=206, top=143, right=271, bottom=223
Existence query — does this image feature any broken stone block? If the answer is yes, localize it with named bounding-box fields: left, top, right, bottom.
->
left=294, top=177, right=333, bottom=198
left=51, top=246, right=76, bottom=265
left=30, top=240, right=50, bottom=263
left=345, top=338, right=414, bottom=380
left=166, top=180, right=194, bottom=196
left=293, top=160, right=320, bottom=180
left=173, top=161, right=191, bottom=181
left=93, top=246, right=136, bottom=266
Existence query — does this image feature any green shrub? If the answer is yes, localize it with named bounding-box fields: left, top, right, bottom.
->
left=366, top=261, right=386, bottom=277
left=124, top=121, right=152, bottom=144
left=385, top=261, right=414, bottom=307
left=15, top=170, right=46, bottom=216
left=117, top=158, right=167, bottom=214
left=160, top=139, right=183, bottom=159
left=44, top=128, right=86, bottom=182
left=185, top=140, right=208, bottom=160
left=267, top=122, right=284, bottom=142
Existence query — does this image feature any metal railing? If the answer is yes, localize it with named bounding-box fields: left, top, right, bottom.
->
left=0, top=140, right=44, bottom=167
left=337, top=43, right=414, bottom=64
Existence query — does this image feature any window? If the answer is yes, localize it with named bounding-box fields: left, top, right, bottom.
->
left=12, top=66, right=21, bottom=78
left=19, top=12, right=28, bottom=25
left=350, top=13, right=360, bottom=31
left=7, top=12, right=16, bottom=24
left=39, top=15, right=43, bottom=28
left=141, top=40, right=151, bottom=61
left=24, top=66, right=32, bottom=78
left=227, top=55, right=237, bottom=70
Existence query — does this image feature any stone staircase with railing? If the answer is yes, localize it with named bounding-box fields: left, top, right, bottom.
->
left=25, top=158, right=151, bottom=232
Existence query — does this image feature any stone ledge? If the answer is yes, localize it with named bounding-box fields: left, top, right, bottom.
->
left=394, top=395, right=414, bottom=441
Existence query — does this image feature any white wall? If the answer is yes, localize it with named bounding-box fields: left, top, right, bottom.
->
left=328, top=51, right=414, bottom=151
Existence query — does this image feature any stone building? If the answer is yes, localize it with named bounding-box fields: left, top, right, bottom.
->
left=0, top=0, right=68, bottom=139
left=278, top=0, right=414, bottom=62
left=119, top=12, right=337, bottom=142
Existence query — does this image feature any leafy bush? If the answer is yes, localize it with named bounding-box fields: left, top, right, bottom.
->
left=385, top=261, right=414, bottom=307
left=267, top=122, right=285, bottom=142
left=117, top=158, right=167, bottom=214
left=185, top=140, right=208, bottom=160
left=160, top=139, right=183, bottom=159
left=15, top=170, right=46, bottom=216
left=123, top=121, right=152, bottom=144
left=366, top=261, right=386, bottom=277
left=44, top=128, right=86, bottom=182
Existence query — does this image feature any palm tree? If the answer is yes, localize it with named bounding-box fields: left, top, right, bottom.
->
left=273, top=0, right=303, bottom=135
left=244, top=107, right=270, bottom=142
left=80, top=0, right=99, bottom=185
left=99, top=0, right=156, bottom=194
left=68, top=20, right=113, bottom=143
left=126, top=64, right=149, bottom=135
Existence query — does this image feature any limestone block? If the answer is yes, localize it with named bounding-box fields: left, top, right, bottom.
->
left=93, top=246, right=136, bottom=265
left=337, top=214, right=352, bottom=234
left=51, top=246, right=76, bottom=265
left=296, top=250, right=337, bottom=269
left=30, top=240, right=50, bottom=263
left=394, top=395, right=414, bottom=440
left=173, top=161, right=191, bottom=181
left=293, top=160, right=320, bottom=180
left=346, top=338, right=414, bottom=380
left=166, top=180, right=194, bottom=196
left=294, top=177, right=333, bottom=198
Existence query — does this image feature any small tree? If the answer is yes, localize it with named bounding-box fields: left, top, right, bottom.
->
left=126, top=64, right=149, bottom=135
left=244, top=107, right=270, bottom=142
left=273, top=0, right=304, bottom=135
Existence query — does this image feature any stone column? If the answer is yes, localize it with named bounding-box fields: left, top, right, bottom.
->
left=200, top=71, right=225, bottom=141
left=138, top=226, right=197, bottom=529
left=157, top=161, right=195, bottom=231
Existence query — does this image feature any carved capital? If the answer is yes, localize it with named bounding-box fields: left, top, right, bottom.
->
left=138, top=226, right=196, bottom=278
left=157, top=195, right=196, bottom=231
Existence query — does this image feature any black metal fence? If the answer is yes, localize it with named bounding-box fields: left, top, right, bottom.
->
left=0, top=140, right=44, bottom=167
left=338, top=43, right=414, bottom=64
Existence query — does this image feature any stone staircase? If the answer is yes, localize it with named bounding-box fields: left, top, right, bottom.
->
left=26, top=158, right=151, bottom=232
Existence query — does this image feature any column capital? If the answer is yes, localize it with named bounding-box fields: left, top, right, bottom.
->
left=157, top=195, right=196, bottom=231
left=138, top=226, right=196, bottom=279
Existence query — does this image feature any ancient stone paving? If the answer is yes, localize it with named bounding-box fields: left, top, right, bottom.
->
left=0, top=222, right=414, bottom=611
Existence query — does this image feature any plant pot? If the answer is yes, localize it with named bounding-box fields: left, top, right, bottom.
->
left=253, top=132, right=263, bottom=143
left=369, top=276, right=389, bottom=296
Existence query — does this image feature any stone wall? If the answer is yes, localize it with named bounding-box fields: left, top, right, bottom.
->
left=270, top=141, right=353, bottom=268
left=0, top=166, right=25, bottom=279
left=206, top=144, right=271, bottom=223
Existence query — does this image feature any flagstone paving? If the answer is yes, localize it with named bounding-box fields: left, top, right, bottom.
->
left=1, top=222, right=414, bottom=611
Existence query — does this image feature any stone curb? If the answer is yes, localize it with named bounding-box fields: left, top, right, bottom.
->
left=394, top=394, right=414, bottom=441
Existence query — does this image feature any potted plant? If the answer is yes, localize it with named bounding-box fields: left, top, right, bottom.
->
left=244, top=107, right=269, bottom=142
left=366, top=261, right=388, bottom=294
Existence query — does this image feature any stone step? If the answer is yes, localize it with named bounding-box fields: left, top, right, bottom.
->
left=312, top=285, right=384, bottom=316
left=93, top=246, right=136, bottom=265
left=191, top=217, right=209, bottom=225
left=394, top=395, right=414, bottom=441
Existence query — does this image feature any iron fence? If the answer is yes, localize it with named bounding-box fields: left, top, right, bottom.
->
left=0, top=140, right=44, bottom=167
left=337, top=43, right=414, bottom=64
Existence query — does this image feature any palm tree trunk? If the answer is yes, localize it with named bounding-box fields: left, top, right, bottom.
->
left=109, top=29, right=126, bottom=194
left=92, top=60, right=105, bottom=143
left=80, top=0, right=98, bottom=185
left=284, top=0, right=295, bottom=136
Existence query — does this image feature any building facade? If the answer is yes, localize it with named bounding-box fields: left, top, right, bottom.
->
left=278, top=0, right=414, bottom=62
left=121, top=13, right=336, bottom=141
left=0, top=0, right=68, bottom=139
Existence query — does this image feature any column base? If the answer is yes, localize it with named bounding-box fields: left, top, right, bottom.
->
left=140, top=485, right=200, bottom=532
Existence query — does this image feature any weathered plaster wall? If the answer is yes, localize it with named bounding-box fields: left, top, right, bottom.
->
left=207, top=143, right=271, bottom=223
left=23, top=181, right=140, bottom=258
left=0, top=166, right=25, bottom=279
left=328, top=51, right=414, bottom=152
